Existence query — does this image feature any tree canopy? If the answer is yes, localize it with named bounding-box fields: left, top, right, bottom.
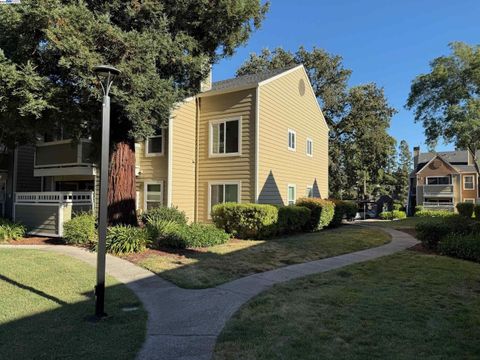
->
left=237, top=47, right=397, bottom=199
left=407, top=42, right=480, bottom=163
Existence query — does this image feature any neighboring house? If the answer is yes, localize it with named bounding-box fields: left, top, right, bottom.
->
left=136, top=65, right=329, bottom=222
left=7, top=64, right=329, bottom=234
left=408, top=146, right=479, bottom=214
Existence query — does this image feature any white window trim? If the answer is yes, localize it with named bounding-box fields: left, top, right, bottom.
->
left=207, top=180, right=241, bottom=219
left=288, top=129, right=296, bottom=151
left=425, top=176, right=451, bottom=185
left=287, top=184, right=296, bottom=206
left=306, top=137, right=313, bottom=157
left=463, top=175, right=475, bottom=190
left=464, top=198, right=475, bottom=204
left=145, top=128, right=165, bottom=157
left=208, top=117, right=242, bottom=158
left=143, top=181, right=164, bottom=210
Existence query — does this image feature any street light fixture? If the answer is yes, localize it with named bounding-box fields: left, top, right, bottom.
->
left=93, top=64, right=120, bottom=319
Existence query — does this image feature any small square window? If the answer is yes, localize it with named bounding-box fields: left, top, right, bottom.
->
left=464, top=175, right=475, bottom=190
left=288, top=129, right=296, bottom=151
left=211, top=119, right=240, bottom=156
left=146, top=129, right=164, bottom=156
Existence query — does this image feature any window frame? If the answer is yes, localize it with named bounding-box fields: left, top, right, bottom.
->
left=145, top=128, right=165, bottom=157
left=464, top=198, right=475, bottom=204
left=306, top=137, right=313, bottom=157
left=288, top=129, right=296, bottom=151
left=287, top=184, right=296, bottom=206
left=463, top=175, right=475, bottom=190
left=426, top=176, right=451, bottom=185
left=207, top=180, right=241, bottom=218
left=144, top=181, right=164, bottom=210
left=209, top=117, right=242, bottom=158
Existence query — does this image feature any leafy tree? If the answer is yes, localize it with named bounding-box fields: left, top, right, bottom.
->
left=406, top=42, right=480, bottom=171
left=237, top=47, right=397, bottom=199
left=0, top=0, right=269, bottom=224
left=394, top=140, right=412, bottom=204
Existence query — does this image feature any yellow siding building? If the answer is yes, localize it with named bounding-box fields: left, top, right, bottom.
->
left=136, top=65, right=329, bottom=223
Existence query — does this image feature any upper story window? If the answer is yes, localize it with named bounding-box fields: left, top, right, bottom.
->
left=210, top=118, right=241, bottom=156
left=288, top=129, right=296, bottom=151
left=426, top=176, right=450, bottom=185
left=287, top=184, right=296, bottom=205
left=464, top=175, right=475, bottom=190
left=306, top=138, right=313, bottom=157
left=146, top=129, right=164, bottom=156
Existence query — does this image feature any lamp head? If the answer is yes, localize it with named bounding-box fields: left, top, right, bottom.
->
left=94, top=65, right=120, bottom=96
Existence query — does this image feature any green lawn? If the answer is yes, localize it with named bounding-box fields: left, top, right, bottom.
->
left=0, top=249, right=147, bottom=360
left=214, top=251, right=480, bottom=359
left=367, top=217, right=423, bottom=230
left=127, top=225, right=390, bottom=288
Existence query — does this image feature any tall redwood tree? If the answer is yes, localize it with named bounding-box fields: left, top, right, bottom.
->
left=0, top=0, right=269, bottom=224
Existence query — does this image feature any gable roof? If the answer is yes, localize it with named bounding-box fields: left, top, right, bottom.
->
left=199, top=65, right=303, bottom=96
left=418, top=150, right=470, bottom=165
left=416, top=154, right=459, bottom=175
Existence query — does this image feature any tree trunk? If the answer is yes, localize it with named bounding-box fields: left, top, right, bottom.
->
left=107, top=140, right=138, bottom=225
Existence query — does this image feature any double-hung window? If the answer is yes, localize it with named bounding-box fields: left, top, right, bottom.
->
left=146, top=129, right=164, bottom=156
left=209, top=182, right=240, bottom=213
left=287, top=184, right=296, bottom=206
left=464, top=175, right=475, bottom=190
left=306, top=138, right=313, bottom=156
left=210, top=118, right=241, bottom=156
left=288, top=129, right=296, bottom=151
left=145, top=182, right=163, bottom=210
left=426, top=176, right=450, bottom=185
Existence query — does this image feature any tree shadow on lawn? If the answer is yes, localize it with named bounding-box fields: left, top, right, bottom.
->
left=0, top=281, right=147, bottom=360
left=128, top=226, right=390, bottom=289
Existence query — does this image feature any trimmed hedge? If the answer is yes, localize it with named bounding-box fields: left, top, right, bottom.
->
left=415, top=209, right=455, bottom=218
left=0, top=218, right=26, bottom=242
left=329, top=200, right=357, bottom=227
left=105, top=225, right=150, bottom=254
left=296, top=198, right=334, bottom=231
left=63, top=212, right=97, bottom=245
left=438, top=233, right=480, bottom=263
left=211, top=203, right=278, bottom=239
left=415, top=216, right=474, bottom=250
left=379, top=210, right=406, bottom=220
left=457, top=202, right=475, bottom=218
left=157, top=223, right=230, bottom=249
left=142, top=206, right=187, bottom=225
left=277, top=206, right=311, bottom=234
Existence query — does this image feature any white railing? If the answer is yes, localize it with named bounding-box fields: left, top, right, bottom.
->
left=423, top=202, right=455, bottom=210
left=423, top=184, right=454, bottom=197
left=15, top=191, right=94, bottom=206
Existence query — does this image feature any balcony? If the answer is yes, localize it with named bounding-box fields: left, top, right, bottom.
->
left=423, top=184, right=454, bottom=197
left=423, top=201, right=455, bottom=211
left=34, top=139, right=97, bottom=177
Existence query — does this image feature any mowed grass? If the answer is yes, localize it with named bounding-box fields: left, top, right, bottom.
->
left=130, top=226, right=390, bottom=288
left=0, top=249, right=147, bottom=360
left=214, top=251, right=480, bottom=360
left=368, top=217, right=423, bottom=230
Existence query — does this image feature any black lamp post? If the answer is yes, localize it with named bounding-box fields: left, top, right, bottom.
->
left=93, top=65, right=120, bottom=318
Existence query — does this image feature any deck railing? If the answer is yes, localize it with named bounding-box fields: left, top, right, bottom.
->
left=423, top=184, right=454, bottom=197
left=423, top=201, right=455, bottom=210
left=15, top=191, right=94, bottom=206
left=35, top=139, right=96, bottom=169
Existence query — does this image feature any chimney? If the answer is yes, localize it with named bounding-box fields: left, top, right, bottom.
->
left=200, top=67, right=212, bottom=92
left=413, top=146, right=420, bottom=170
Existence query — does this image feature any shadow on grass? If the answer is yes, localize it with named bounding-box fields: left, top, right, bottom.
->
left=0, top=281, right=147, bottom=360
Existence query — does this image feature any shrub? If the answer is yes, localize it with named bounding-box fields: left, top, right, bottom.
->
left=142, top=206, right=187, bottom=225
left=329, top=200, right=357, bottom=227
left=158, top=223, right=230, bottom=249
left=415, top=209, right=455, bottom=218
left=105, top=225, right=150, bottom=254
left=296, top=198, right=334, bottom=231
left=379, top=211, right=393, bottom=220
left=415, top=216, right=474, bottom=250
left=277, top=206, right=311, bottom=234
left=439, top=233, right=480, bottom=262
left=211, top=203, right=278, bottom=239
left=392, top=210, right=407, bottom=219
left=475, top=205, right=480, bottom=221
left=0, top=218, right=26, bottom=242
left=146, top=219, right=182, bottom=247
left=392, top=202, right=403, bottom=211
left=63, top=212, right=97, bottom=245
left=457, top=202, right=475, bottom=218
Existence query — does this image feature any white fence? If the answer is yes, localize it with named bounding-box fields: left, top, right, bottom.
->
left=14, top=191, right=94, bottom=237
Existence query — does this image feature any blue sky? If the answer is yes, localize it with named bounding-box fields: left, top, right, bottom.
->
left=213, top=0, right=480, bottom=152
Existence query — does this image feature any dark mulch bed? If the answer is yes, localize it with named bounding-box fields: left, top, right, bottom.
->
left=8, top=236, right=64, bottom=245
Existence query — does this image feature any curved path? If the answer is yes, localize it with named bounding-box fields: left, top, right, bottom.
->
left=1, top=227, right=418, bottom=360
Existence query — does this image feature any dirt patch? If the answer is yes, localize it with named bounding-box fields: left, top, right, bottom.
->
left=8, top=237, right=64, bottom=245
left=408, top=243, right=438, bottom=255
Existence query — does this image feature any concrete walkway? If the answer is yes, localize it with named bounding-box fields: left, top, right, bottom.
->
left=1, top=226, right=418, bottom=360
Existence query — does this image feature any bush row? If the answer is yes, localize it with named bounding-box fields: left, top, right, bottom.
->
left=379, top=210, right=406, bottom=220
left=0, top=218, right=26, bottom=242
